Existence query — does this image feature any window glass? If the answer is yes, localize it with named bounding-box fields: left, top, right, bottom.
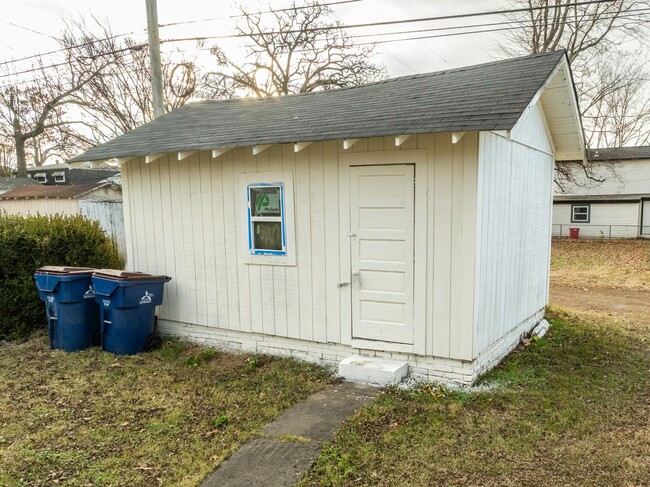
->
left=571, top=205, right=590, bottom=222
left=248, top=183, right=285, bottom=255
left=250, top=187, right=281, bottom=217
left=253, top=221, right=282, bottom=250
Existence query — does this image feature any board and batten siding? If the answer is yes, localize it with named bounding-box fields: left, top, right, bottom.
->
left=474, top=101, right=554, bottom=356
left=121, top=133, right=479, bottom=362
left=0, top=198, right=79, bottom=216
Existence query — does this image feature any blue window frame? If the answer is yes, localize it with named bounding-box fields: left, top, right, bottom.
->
left=247, top=182, right=286, bottom=256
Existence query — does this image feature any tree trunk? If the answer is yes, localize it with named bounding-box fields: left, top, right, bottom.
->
left=15, top=137, right=27, bottom=178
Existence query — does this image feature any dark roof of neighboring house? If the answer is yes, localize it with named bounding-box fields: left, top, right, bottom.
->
left=69, top=50, right=567, bottom=163
left=0, top=182, right=107, bottom=200
left=27, top=166, right=119, bottom=185
left=0, top=177, right=37, bottom=191
left=554, top=194, right=650, bottom=202
left=588, top=146, right=650, bottom=161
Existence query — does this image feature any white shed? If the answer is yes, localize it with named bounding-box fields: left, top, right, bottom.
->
left=69, top=51, right=585, bottom=385
left=553, top=146, right=650, bottom=238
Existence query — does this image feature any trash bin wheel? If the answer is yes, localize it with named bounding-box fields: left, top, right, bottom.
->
left=94, top=330, right=102, bottom=347
left=144, top=333, right=163, bottom=352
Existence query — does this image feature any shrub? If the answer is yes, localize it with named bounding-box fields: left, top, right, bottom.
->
left=0, top=214, right=124, bottom=340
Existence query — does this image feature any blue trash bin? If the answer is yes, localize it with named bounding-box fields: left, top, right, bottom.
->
left=92, top=269, right=171, bottom=355
left=34, top=266, right=99, bottom=352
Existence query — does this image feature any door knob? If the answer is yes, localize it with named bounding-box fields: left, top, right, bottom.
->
left=352, top=270, right=360, bottom=276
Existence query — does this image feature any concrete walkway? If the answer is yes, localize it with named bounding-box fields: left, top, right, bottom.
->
left=201, top=381, right=377, bottom=487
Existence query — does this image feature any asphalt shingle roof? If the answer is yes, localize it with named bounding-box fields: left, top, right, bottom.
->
left=0, top=177, right=36, bottom=191
left=69, top=51, right=566, bottom=163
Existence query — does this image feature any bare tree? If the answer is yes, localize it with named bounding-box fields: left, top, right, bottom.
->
left=503, top=0, right=648, bottom=62
left=203, top=1, right=385, bottom=98
left=0, top=17, right=200, bottom=175
left=0, top=58, right=104, bottom=177
left=502, top=0, right=650, bottom=190
left=502, top=0, right=649, bottom=147
left=60, top=17, right=200, bottom=143
left=581, top=54, right=650, bottom=147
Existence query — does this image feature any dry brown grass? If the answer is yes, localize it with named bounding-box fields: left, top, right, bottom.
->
left=551, top=239, right=650, bottom=290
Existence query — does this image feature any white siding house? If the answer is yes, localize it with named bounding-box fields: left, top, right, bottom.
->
left=0, top=182, right=126, bottom=254
left=553, top=146, right=650, bottom=238
left=69, top=51, right=585, bottom=385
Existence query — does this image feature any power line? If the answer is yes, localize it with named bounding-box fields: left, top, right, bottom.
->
left=0, top=0, right=619, bottom=68
left=0, top=31, right=145, bottom=68
left=0, top=1, right=643, bottom=81
left=193, top=9, right=648, bottom=54
left=0, top=19, right=57, bottom=40
left=0, top=0, right=362, bottom=68
left=0, top=44, right=147, bottom=79
left=355, top=10, right=650, bottom=46
left=158, top=0, right=619, bottom=40
left=348, top=8, right=650, bottom=40
left=159, top=0, right=364, bottom=28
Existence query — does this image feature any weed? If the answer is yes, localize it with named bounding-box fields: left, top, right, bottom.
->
left=160, top=339, right=185, bottom=361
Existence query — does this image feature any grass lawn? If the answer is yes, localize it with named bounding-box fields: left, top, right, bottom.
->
left=300, top=240, right=650, bottom=486
left=301, top=310, right=649, bottom=486
left=0, top=337, right=333, bottom=486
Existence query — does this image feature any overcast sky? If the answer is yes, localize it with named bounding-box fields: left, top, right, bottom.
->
left=3, top=0, right=510, bottom=78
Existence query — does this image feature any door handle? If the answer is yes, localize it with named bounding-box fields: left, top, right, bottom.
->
left=337, top=281, right=350, bottom=288
left=352, top=270, right=360, bottom=277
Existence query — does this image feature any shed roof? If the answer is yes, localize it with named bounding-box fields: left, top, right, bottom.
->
left=0, top=183, right=106, bottom=200
left=70, top=51, right=573, bottom=163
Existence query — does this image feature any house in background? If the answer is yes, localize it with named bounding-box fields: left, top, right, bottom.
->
left=553, top=146, right=650, bottom=238
left=69, top=51, right=584, bottom=385
left=0, top=172, right=126, bottom=255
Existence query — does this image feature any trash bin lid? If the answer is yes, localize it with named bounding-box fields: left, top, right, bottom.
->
left=36, top=266, right=96, bottom=276
left=93, top=269, right=170, bottom=281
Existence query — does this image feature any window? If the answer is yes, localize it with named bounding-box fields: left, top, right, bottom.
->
left=32, top=173, right=47, bottom=184
left=240, top=171, right=295, bottom=266
left=248, top=183, right=285, bottom=255
left=571, top=204, right=590, bottom=223
left=53, top=172, right=65, bottom=183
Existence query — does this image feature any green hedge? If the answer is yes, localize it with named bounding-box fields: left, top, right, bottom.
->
left=0, top=214, right=124, bottom=340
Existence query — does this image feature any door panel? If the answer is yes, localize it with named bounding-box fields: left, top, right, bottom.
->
left=350, top=164, right=415, bottom=344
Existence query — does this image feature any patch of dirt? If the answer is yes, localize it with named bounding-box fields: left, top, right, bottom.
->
left=550, top=282, right=650, bottom=318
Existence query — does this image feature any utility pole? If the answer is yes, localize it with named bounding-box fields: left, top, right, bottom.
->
left=145, top=0, right=165, bottom=119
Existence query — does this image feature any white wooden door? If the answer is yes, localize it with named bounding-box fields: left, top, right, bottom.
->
left=349, top=164, right=415, bottom=344
left=642, top=200, right=650, bottom=235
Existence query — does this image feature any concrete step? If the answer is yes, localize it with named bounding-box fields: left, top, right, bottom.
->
left=338, top=354, right=409, bottom=387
